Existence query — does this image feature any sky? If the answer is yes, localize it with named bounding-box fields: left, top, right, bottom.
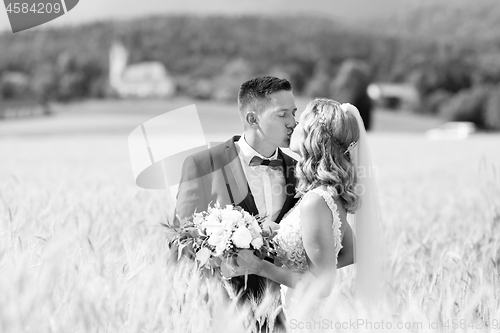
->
left=0, top=0, right=408, bottom=33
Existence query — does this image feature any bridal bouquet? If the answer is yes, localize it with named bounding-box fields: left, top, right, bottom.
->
left=166, top=203, right=277, bottom=280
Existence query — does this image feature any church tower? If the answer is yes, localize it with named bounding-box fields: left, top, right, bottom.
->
left=109, top=42, right=128, bottom=89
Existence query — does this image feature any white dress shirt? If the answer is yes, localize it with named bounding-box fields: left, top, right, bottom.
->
left=235, top=135, right=286, bottom=222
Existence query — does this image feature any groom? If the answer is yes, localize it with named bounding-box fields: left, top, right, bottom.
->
left=175, top=76, right=298, bottom=299
left=175, top=76, right=354, bottom=300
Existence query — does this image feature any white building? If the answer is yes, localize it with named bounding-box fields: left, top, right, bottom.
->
left=109, top=42, right=175, bottom=98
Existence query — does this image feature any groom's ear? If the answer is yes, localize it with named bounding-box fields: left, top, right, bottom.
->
left=245, top=112, right=258, bottom=127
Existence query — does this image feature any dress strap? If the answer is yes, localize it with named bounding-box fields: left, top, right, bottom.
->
left=310, top=188, right=337, bottom=216
left=309, top=187, right=343, bottom=253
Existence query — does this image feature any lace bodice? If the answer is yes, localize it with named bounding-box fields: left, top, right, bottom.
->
left=274, top=187, right=344, bottom=319
left=274, top=187, right=343, bottom=272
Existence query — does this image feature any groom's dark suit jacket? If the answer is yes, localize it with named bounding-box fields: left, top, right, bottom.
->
left=175, top=135, right=299, bottom=299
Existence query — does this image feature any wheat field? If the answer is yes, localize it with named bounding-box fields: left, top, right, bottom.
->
left=1, top=104, right=500, bottom=332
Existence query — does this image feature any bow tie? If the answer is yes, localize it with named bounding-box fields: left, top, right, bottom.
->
left=249, top=156, right=283, bottom=169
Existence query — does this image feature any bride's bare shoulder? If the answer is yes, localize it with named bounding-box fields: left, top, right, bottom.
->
left=299, top=191, right=331, bottom=224
left=300, top=188, right=346, bottom=223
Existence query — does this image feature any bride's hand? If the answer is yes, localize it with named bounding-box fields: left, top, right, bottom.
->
left=221, top=250, right=263, bottom=278
left=261, top=220, right=280, bottom=233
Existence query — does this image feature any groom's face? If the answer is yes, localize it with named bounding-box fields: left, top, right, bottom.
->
left=289, top=109, right=307, bottom=154
left=256, top=90, right=297, bottom=148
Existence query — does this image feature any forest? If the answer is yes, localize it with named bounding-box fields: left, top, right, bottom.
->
left=1, top=3, right=499, bottom=128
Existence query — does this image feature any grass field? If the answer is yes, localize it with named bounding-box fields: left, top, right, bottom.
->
left=1, top=99, right=499, bottom=332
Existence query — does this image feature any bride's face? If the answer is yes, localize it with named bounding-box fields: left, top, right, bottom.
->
left=289, top=109, right=307, bottom=155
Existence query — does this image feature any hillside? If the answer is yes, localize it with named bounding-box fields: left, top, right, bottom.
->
left=0, top=0, right=413, bottom=33
left=0, top=15, right=390, bottom=95
left=366, top=0, right=500, bottom=44
left=2, top=0, right=499, bottom=43
left=0, top=3, right=499, bottom=130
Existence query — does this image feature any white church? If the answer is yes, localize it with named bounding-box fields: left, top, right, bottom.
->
left=109, top=42, right=175, bottom=98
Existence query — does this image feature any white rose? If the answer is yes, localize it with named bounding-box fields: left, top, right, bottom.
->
left=251, top=237, right=263, bottom=249
left=221, top=209, right=242, bottom=226
left=193, top=213, right=204, bottom=226
left=208, top=205, right=222, bottom=219
left=207, top=232, right=222, bottom=247
left=243, top=211, right=253, bottom=223
left=206, top=213, right=220, bottom=224
left=202, top=214, right=221, bottom=235
left=232, top=226, right=253, bottom=249
left=222, top=217, right=238, bottom=232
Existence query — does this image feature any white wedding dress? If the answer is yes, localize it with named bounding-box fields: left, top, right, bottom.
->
left=274, top=186, right=344, bottom=319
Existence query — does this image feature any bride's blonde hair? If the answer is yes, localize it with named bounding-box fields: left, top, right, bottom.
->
left=296, top=98, right=361, bottom=213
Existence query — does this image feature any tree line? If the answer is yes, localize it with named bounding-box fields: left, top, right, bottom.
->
left=0, top=14, right=499, bottom=128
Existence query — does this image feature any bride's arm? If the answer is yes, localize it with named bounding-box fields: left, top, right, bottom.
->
left=253, top=259, right=304, bottom=288
left=227, top=250, right=304, bottom=288
left=226, top=193, right=339, bottom=296
left=337, top=224, right=354, bottom=268
left=298, top=193, right=339, bottom=297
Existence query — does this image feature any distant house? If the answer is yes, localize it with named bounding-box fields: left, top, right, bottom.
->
left=109, top=42, right=175, bottom=98
left=367, top=83, right=420, bottom=110
left=426, top=122, right=476, bottom=140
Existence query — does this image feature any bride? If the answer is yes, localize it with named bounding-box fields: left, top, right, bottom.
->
left=222, top=98, right=382, bottom=323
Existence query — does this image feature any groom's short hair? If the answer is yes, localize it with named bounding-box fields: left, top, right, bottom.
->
left=238, top=76, right=292, bottom=114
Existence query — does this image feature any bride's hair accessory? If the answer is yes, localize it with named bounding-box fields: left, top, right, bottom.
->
left=344, top=141, right=358, bottom=155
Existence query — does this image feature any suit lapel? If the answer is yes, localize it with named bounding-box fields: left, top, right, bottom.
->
left=223, top=136, right=259, bottom=216
left=220, top=138, right=297, bottom=221
left=275, top=149, right=298, bottom=223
